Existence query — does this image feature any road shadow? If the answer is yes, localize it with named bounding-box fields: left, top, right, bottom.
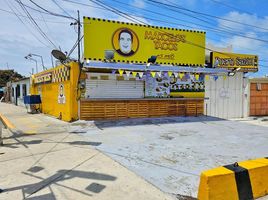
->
left=3, top=169, right=116, bottom=199
left=93, top=116, right=225, bottom=129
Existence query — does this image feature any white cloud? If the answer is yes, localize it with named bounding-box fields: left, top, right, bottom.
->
left=218, top=11, right=268, bottom=33
left=131, top=0, right=146, bottom=9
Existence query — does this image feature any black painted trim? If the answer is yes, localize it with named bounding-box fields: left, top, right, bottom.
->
left=224, top=164, right=253, bottom=200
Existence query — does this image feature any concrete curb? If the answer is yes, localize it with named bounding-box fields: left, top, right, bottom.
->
left=0, top=113, right=15, bottom=130
left=198, top=158, right=268, bottom=200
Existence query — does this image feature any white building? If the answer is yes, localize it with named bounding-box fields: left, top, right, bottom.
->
left=204, top=43, right=250, bottom=119
left=11, top=77, right=30, bottom=107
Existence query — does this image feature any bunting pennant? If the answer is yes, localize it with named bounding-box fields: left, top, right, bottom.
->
left=157, top=71, right=162, bottom=77
left=150, top=71, right=156, bottom=77
left=174, top=72, right=178, bottom=78
left=111, top=69, right=116, bottom=75
left=205, top=75, right=210, bottom=81
left=213, top=75, right=218, bottom=81
left=125, top=71, right=131, bottom=77
left=168, top=71, right=173, bottom=77
left=195, top=74, right=200, bottom=81
left=223, top=75, right=227, bottom=80
left=132, top=71, right=137, bottom=77
left=138, top=72, right=144, bottom=78
left=118, top=69, right=124, bottom=76
left=179, top=73, right=184, bottom=79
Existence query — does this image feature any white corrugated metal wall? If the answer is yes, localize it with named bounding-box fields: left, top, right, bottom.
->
left=85, top=73, right=144, bottom=99
left=204, top=72, right=247, bottom=119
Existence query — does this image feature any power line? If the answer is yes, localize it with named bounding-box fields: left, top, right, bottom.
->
left=51, top=0, right=74, bottom=19
left=28, top=0, right=75, bottom=20
left=146, top=0, right=268, bottom=32
left=16, top=0, right=58, bottom=48
left=144, top=0, right=268, bottom=43
left=0, top=7, right=70, bottom=23
left=4, top=0, right=51, bottom=48
left=208, top=0, right=254, bottom=15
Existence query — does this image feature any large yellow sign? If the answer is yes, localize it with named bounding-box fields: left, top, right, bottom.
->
left=211, top=52, right=258, bottom=71
left=83, top=17, right=205, bottom=66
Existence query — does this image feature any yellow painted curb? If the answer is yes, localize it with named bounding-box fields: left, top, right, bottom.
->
left=198, top=158, right=268, bottom=200
left=0, top=113, right=15, bottom=129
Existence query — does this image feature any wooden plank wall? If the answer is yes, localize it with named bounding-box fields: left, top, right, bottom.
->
left=80, top=99, right=204, bottom=120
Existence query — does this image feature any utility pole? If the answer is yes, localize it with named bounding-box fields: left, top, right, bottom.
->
left=6, top=62, right=9, bottom=70
left=77, top=10, right=81, bottom=64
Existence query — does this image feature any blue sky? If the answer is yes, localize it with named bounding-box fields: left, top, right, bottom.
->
left=0, top=0, right=268, bottom=77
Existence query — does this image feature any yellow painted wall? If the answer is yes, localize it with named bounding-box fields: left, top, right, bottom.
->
left=30, top=62, right=80, bottom=122
left=170, top=92, right=205, bottom=98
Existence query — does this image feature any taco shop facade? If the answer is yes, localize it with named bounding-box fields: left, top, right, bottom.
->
left=79, top=17, right=228, bottom=120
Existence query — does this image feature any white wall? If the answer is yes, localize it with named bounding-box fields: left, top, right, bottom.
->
left=11, top=79, right=30, bottom=107
left=204, top=72, right=248, bottom=119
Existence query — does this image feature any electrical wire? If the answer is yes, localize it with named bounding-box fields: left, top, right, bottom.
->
left=208, top=0, right=254, bottom=15
left=51, top=0, right=74, bottom=19
left=0, top=7, right=70, bottom=23
left=4, top=0, right=51, bottom=48
left=28, top=0, right=75, bottom=20
left=146, top=0, right=268, bottom=32
left=16, top=0, right=58, bottom=48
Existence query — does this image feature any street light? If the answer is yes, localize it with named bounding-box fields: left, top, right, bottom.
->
left=27, top=53, right=46, bottom=70
left=25, top=56, right=38, bottom=74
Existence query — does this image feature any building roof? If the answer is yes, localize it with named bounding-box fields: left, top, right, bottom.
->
left=249, top=77, right=268, bottom=83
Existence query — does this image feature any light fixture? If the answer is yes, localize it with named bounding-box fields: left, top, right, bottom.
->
left=228, top=71, right=235, bottom=76
left=147, top=55, right=157, bottom=64
left=228, top=67, right=241, bottom=76
left=104, top=50, right=114, bottom=61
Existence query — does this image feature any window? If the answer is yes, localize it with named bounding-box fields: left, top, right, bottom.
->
left=257, top=83, right=262, bottom=91
left=17, top=85, right=20, bottom=97
left=22, top=84, right=27, bottom=96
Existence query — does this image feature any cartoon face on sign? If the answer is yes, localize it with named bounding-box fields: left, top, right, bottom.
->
left=112, top=28, right=139, bottom=57
left=58, top=84, right=66, bottom=104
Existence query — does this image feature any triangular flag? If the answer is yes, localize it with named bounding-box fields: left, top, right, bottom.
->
left=151, top=71, right=156, bottom=77
left=138, top=72, right=144, bottom=78
left=179, top=73, right=184, bottom=79
left=168, top=71, right=173, bottom=77
left=195, top=74, right=199, bottom=81
left=223, top=75, right=227, bottom=80
left=174, top=72, right=178, bottom=78
left=125, top=71, right=131, bottom=77
left=157, top=71, right=162, bottom=77
left=118, top=69, right=124, bottom=76
left=132, top=71, right=137, bottom=77
left=214, top=75, right=218, bottom=81
left=205, top=75, right=210, bottom=81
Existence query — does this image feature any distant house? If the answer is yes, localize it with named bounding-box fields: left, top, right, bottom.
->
left=10, top=77, right=30, bottom=107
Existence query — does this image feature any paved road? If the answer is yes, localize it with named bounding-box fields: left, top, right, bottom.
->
left=72, top=116, right=268, bottom=198
left=0, top=103, right=175, bottom=200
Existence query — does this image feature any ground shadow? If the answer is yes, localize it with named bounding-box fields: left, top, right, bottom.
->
left=93, top=116, right=226, bottom=129
left=2, top=169, right=116, bottom=199
left=2, top=139, right=43, bottom=149
left=68, top=141, right=102, bottom=146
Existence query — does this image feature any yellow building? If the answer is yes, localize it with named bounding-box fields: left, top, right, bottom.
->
left=30, top=61, right=79, bottom=122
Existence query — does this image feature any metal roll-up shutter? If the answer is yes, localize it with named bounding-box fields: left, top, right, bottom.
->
left=85, top=73, right=144, bottom=99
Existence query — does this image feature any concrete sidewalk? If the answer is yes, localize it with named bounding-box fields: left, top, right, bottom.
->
left=0, top=103, right=175, bottom=200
